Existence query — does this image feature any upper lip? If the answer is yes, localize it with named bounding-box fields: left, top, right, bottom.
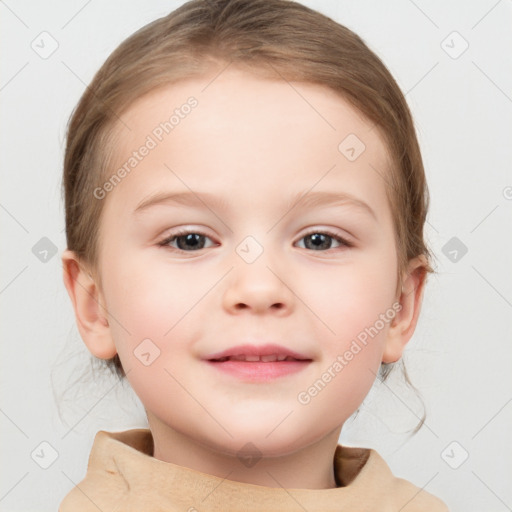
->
left=204, top=343, right=313, bottom=361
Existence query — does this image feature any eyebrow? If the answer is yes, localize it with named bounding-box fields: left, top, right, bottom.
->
left=133, top=189, right=377, bottom=220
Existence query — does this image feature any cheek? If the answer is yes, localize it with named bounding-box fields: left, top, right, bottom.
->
left=296, top=254, right=397, bottom=406
left=296, top=268, right=393, bottom=421
left=303, top=255, right=397, bottom=339
left=102, top=257, right=204, bottom=357
left=102, top=261, right=202, bottom=412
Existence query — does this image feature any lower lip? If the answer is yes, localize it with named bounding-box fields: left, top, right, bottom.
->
left=205, top=360, right=311, bottom=381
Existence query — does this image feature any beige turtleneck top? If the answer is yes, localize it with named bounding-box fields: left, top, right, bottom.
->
left=59, top=429, right=449, bottom=511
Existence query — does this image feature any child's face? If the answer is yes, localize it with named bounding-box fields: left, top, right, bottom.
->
left=89, top=66, right=410, bottom=455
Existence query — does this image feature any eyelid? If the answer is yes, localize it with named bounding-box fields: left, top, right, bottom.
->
left=157, top=227, right=216, bottom=247
left=158, top=226, right=354, bottom=252
left=298, top=227, right=354, bottom=248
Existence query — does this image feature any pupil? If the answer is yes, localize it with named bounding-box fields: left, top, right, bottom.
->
left=178, top=233, right=204, bottom=250
left=308, top=233, right=330, bottom=250
left=186, top=234, right=197, bottom=245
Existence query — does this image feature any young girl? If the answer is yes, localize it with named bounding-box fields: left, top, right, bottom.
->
left=59, top=0, right=448, bottom=509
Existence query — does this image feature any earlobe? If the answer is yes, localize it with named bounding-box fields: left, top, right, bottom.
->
left=61, top=249, right=117, bottom=359
left=382, top=255, right=428, bottom=363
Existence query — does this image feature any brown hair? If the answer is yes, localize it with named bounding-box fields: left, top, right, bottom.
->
left=62, top=0, right=435, bottom=430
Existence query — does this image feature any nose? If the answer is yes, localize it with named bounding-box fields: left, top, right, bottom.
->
left=222, top=253, right=295, bottom=315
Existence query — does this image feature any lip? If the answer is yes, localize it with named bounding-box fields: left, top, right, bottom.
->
left=203, top=343, right=313, bottom=382
left=203, top=343, right=312, bottom=362
left=205, top=359, right=311, bottom=382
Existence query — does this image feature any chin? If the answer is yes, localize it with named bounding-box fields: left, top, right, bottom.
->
left=209, top=422, right=316, bottom=458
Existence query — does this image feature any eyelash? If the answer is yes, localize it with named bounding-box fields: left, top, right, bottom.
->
left=157, top=228, right=354, bottom=253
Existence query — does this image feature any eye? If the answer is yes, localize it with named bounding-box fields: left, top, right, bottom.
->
left=158, top=228, right=353, bottom=253
left=295, top=229, right=353, bottom=251
left=158, top=229, right=216, bottom=252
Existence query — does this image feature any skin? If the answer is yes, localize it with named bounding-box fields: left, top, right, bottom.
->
left=62, top=64, right=427, bottom=490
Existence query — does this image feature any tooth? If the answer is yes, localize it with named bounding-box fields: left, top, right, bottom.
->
left=231, top=355, right=247, bottom=361
left=261, top=354, right=277, bottom=362
left=277, top=355, right=287, bottom=361
left=244, top=355, right=261, bottom=362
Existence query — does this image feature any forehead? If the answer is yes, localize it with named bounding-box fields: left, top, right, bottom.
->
left=103, top=66, right=393, bottom=221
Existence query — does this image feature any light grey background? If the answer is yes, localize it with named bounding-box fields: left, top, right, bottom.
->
left=1, top=1, right=511, bottom=511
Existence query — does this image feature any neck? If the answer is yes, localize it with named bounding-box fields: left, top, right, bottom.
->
left=146, top=413, right=342, bottom=490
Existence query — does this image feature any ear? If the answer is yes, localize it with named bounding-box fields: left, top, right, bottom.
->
left=382, top=255, right=428, bottom=363
left=61, top=249, right=117, bottom=359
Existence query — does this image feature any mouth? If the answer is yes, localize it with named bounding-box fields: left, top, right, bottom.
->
left=204, top=343, right=313, bottom=362
left=203, top=344, right=313, bottom=381
left=209, top=354, right=310, bottom=363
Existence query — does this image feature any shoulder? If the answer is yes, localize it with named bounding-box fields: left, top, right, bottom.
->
left=58, top=429, right=147, bottom=512
left=388, top=474, right=450, bottom=511
left=371, top=450, right=449, bottom=512
left=363, top=449, right=450, bottom=511
left=59, top=483, right=100, bottom=512
left=58, top=470, right=132, bottom=512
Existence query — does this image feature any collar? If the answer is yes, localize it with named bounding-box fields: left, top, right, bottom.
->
left=62, top=428, right=447, bottom=511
